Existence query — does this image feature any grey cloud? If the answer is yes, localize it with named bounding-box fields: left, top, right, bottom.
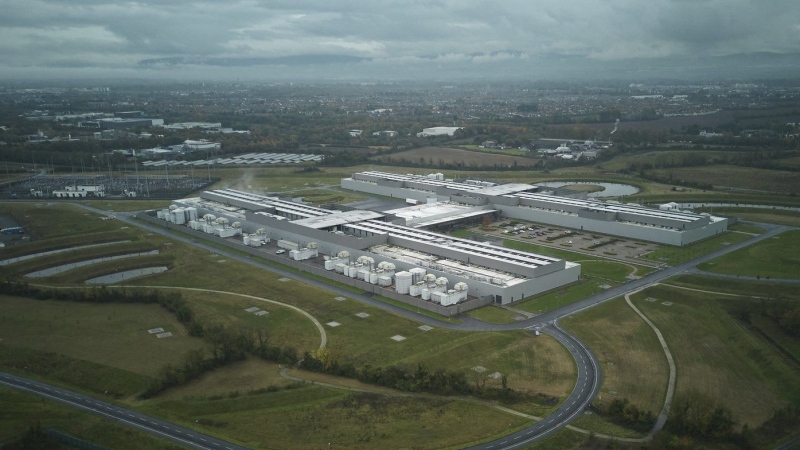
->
left=1, top=0, right=799, bottom=79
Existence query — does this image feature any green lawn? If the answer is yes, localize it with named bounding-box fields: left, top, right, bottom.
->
left=561, top=297, right=668, bottom=418
left=695, top=207, right=800, bottom=228
left=0, top=295, right=209, bottom=379
left=632, top=285, right=800, bottom=427
left=467, top=305, right=522, bottom=324
left=142, top=386, right=531, bottom=450
left=515, top=280, right=615, bottom=314
left=0, top=387, right=182, bottom=450
left=697, top=230, right=800, bottom=279
left=640, top=231, right=752, bottom=265
left=728, top=223, right=766, bottom=234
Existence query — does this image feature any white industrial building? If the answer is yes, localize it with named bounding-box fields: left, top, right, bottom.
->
left=341, top=171, right=729, bottom=246
left=417, top=127, right=463, bottom=137
left=158, top=188, right=581, bottom=307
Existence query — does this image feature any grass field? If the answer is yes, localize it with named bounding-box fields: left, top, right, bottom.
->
left=370, top=146, right=540, bottom=167
left=696, top=207, right=800, bottom=227
left=515, top=281, right=612, bottom=314
left=697, top=230, right=800, bottom=279
left=632, top=284, right=800, bottom=427
left=76, top=199, right=174, bottom=212
left=404, top=331, right=576, bottom=407
left=0, top=295, right=209, bottom=379
left=647, top=165, right=800, bottom=195
left=0, top=387, right=182, bottom=450
left=561, top=298, right=668, bottom=417
left=728, top=223, right=766, bottom=234
left=640, top=231, right=752, bottom=265
left=467, top=305, right=522, bottom=324
left=143, top=385, right=531, bottom=450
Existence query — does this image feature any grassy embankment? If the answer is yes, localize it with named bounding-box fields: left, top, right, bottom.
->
left=697, top=230, right=800, bottom=279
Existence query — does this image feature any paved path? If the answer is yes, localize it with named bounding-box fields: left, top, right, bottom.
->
left=0, top=372, right=249, bottom=450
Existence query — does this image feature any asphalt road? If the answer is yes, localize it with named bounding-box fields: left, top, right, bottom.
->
left=5, top=203, right=794, bottom=449
left=0, top=372, right=249, bottom=450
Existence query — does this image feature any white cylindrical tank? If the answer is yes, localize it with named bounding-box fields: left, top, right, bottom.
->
left=395, top=271, right=412, bottom=294
left=409, top=267, right=427, bottom=283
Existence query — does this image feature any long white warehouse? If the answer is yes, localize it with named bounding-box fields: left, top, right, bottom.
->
left=164, top=188, right=581, bottom=306
left=341, top=170, right=729, bottom=246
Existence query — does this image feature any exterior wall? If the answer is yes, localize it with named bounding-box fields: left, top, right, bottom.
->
left=342, top=178, right=437, bottom=202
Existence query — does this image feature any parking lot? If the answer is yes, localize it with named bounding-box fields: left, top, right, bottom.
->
left=478, top=221, right=660, bottom=263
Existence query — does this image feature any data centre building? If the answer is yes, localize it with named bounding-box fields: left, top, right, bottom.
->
left=169, top=188, right=581, bottom=305
left=341, top=171, right=729, bottom=246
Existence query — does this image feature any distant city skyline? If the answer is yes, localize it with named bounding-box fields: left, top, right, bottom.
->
left=2, top=0, right=800, bottom=81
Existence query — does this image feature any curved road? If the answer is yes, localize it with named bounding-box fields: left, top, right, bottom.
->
left=4, top=202, right=794, bottom=449
left=0, top=372, right=249, bottom=450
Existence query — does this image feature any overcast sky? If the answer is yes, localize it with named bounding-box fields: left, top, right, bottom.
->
left=2, top=0, right=799, bottom=81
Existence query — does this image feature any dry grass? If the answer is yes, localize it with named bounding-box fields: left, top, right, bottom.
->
left=0, top=295, right=209, bottom=378
left=159, top=359, right=293, bottom=400
left=648, top=165, right=800, bottom=194
left=561, top=297, right=668, bottom=415
left=633, top=285, right=800, bottom=427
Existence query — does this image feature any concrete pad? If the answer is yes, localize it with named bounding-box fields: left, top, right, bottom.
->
left=390, top=335, right=406, bottom=341
left=278, top=278, right=290, bottom=282
left=488, top=372, right=503, bottom=379
left=645, top=297, right=657, bottom=302
left=326, top=321, right=341, bottom=327
left=600, top=284, right=612, bottom=289
left=334, top=296, right=347, bottom=301
left=254, top=310, right=269, bottom=316
left=156, top=332, right=173, bottom=338
left=147, top=327, right=165, bottom=334
left=472, top=365, right=487, bottom=373
left=217, top=260, right=227, bottom=263
left=661, top=301, right=673, bottom=306
left=245, top=307, right=260, bottom=312
left=513, top=315, right=526, bottom=321
left=355, top=312, right=370, bottom=318
left=418, top=325, right=433, bottom=331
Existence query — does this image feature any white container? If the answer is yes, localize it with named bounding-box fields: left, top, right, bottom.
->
left=324, top=260, right=335, bottom=270
left=335, top=263, right=346, bottom=274
left=369, top=272, right=378, bottom=284
left=243, top=235, right=251, bottom=246
left=395, top=271, right=412, bottom=294
left=378, top=275, right=392, bottom=287
left=409, top=283, right=421, bottom=297
left=409, top=267, right=427, bottom=284
left=358, top=269, right=370, bottom=281
left=348, top=266, right=357, bottom=278
left=421, top=288, right=431, bottom=300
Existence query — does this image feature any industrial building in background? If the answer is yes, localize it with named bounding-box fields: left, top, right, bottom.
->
left=153, top=188, right=581, bottom=311
left=341, top=171, right=729, bottom=246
